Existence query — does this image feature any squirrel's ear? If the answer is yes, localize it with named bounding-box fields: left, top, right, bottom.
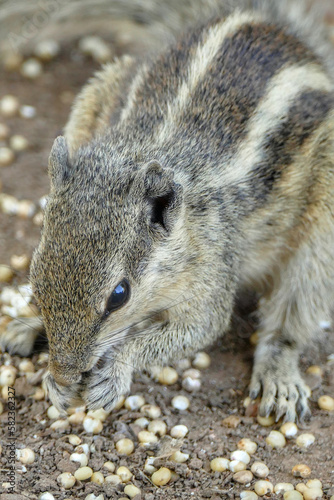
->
left=48, top=136, right=70, bottom=190
left=134, top=160, right=183, bottom=233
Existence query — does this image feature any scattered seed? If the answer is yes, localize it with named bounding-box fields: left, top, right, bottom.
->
left=10, top=254, right=30, bottom=271
left=68, top=411, right=86, bottom=425
left=303, top=489, right=324, bottom=500
left=171, top=451, right=189, bottom=463
left=148, top=419, right=167, bottom=436
left=256, top=415, right=275, bottom=427
left=34, top=39, right=60, bottom=61
left=19, top=105, right=36, bottom=119
left=0, top=366, right=17, bottom=386
left=182, top=376, right=201, bottom=391
left=0, top=147, right=15, bottom=166
left=134, top=417, right=150, bottom=428
left=254, top=480, right=274, bottom=495
left=170, top=424, right=188, bottom=438
left=85, top=494, right=104, bottom=500
left=78, top=36, right=112, bottom=63
left=117, top=466, right=132, bottom=482
left=274, top=483, right=294, bottom=493
left=292, top=464, right=311, bottom=478
left=210, top=457, right=230, bottom=472
left=171, top=395, right=190, bottom=411
left=251, top=462, right=269, bottom=478
left=0, top=265, right=14, bottom=283
left=105, top=474, right=121, bottom=484
left=50, top=419, right=70, bottom=431
left=240, top=492, right=258, bottom=500
left=91, top=471, right=104, bottom=485
left=283, top=492, right=303, bottom=500
left=57, top=472, right=76, bottom=489
left=3, top=52, right=23, bottom=71
left=21, top=58, right=43, bottom=79
left=103, top=461, right=115, bottom=473
left=229, top=460, right=247, bottom=473
left=266, top=430, right=286, bottom=448
left=0, top=401, right=3, bottom=415
left=9, top=134, right=29, bottom=152
left=0, top=123, right=10, bottom=140
left=230, top=450, right=251, bottom=465
left=124, top=484, right=141, bottom=498
left=116, top=438, right=135, bottom=455
left=237, top=438, right=257, bottom=455
left=87, top=408, right=109, bottom=421
left=74, top=466, right=93, bottom=481
left=222, top=415, right=241, bottom=428
left=306, top=480, right=322, bottom=489
left=233, top=470, right=253, bottom=484
left=192, top=352, right=211, bottom=369
left=157, top=366, right=178, bottom=385
left=83, top=417, right=103, bottom=434
left=125, top=395, right=145, bottom=410
left=280, top=422, right=298, bottom=438
left=138, top=430, right=158, bottom=444
left=17, top=448, right=35, bottom=464
left=39, top=493, right=55, bottom=500
left=70, top=452, right=88, bottom=467
left=306, top=365, right=323, bottom=376
left=0, top=95, right=19, bottom=116
left=144, top=456, right=157, bottom=474
left=141, top=404, right=161, bottom=419
left=176, top=358, right=191, bottom=370
left=296, top=433, right=315, bottom=448
left=33, top=387, right=45, bottom=400
left=318, top=395, right=334, bottom=411
left=151, top=467, right=172, bottom=486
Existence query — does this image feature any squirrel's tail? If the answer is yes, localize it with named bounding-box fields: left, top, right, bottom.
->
left=0, top=0, right=332, bottom=72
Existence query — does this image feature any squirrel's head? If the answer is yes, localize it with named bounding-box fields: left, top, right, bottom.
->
left=30, top=136, right=185, bottom=410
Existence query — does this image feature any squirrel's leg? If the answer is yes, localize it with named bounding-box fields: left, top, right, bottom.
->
left=250, top=224, right=334, bottom=422
left=0, top=316, right=45, bottom=356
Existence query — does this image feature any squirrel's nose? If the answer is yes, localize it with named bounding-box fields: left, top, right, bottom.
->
left=49, top=361, right=82, bottom=386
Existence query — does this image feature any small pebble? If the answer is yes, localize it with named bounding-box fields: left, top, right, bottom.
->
left=124, top=395, right=145, bottom=410
left=17, top=448, right=35, bottom=464
left=151, top=467, right=172, bottom=486
left=57, top=472, right=76, bottom=489
left=292, top=464, right=311, bottom=478
left=116, top=466, right=132, bottom=482
left=91, top=472, right=104, bottom=485
left=318, top=395, right=334, bottom=411
left=141, top=404, right=161, bottom=419
left=34, top=39, right=60, bottom=61
left=124, top=484, right=141, bottom=498
left=83, top=417, right=103, bottom=434
left=157, top=366, right=178, bottom=385
left=115, top=438, right=134, bottom=455
left=192, top=352, right=211, bottom=369
left=296, top=433, right=315, bottom=448
left=250, top=462, right=269, bottom=478
left=266, top=430, right=286, bottom=448
left=233, top=470, right=253, bottom=484
left=280, top=422, right=298, bottom=438
left=74, top=466, right=93, bottom=481
left=283, top=492, right=303, bottom=500
left=240, top=492, right=258, bottom=500
left=230, top=449, right=251, bottom=464
left=21, top=58, right=43, bottom=79
left=0, top=147, right=15, bottom=166
left=148, top=419, right=167, bottom=436
left=274, top=483, right=294, bottom=493
left=210, top=457, right=230, bottom=472
left=171, top=395, right=190, bottom=411
left=0, top=95, right=19, bottom=116
left=170, top=424, right=188, bottom=438
left=254, top=480, right=274, bottom=495
left=238, top=438, right=257, bottom=454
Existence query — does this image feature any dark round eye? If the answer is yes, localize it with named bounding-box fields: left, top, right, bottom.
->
left=104, top=279, right=130, bottom=316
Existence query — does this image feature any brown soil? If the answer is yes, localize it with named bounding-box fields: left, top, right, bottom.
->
left=0, top=14, right=334, bottom=500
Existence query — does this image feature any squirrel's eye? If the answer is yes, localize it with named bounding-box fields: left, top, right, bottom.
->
left=105, top=279, right=130, bottom=316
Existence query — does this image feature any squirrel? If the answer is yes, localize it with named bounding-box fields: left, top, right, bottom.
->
left=1, top=0, right=334, bottom=423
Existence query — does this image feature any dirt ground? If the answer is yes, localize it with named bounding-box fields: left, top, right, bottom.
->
left=0, top=7, right=334, bottom=500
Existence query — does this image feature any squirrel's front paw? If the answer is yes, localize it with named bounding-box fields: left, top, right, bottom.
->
left=0, top=317, right=44, bottom=356
left=250, top=340, right=311, bottom=423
